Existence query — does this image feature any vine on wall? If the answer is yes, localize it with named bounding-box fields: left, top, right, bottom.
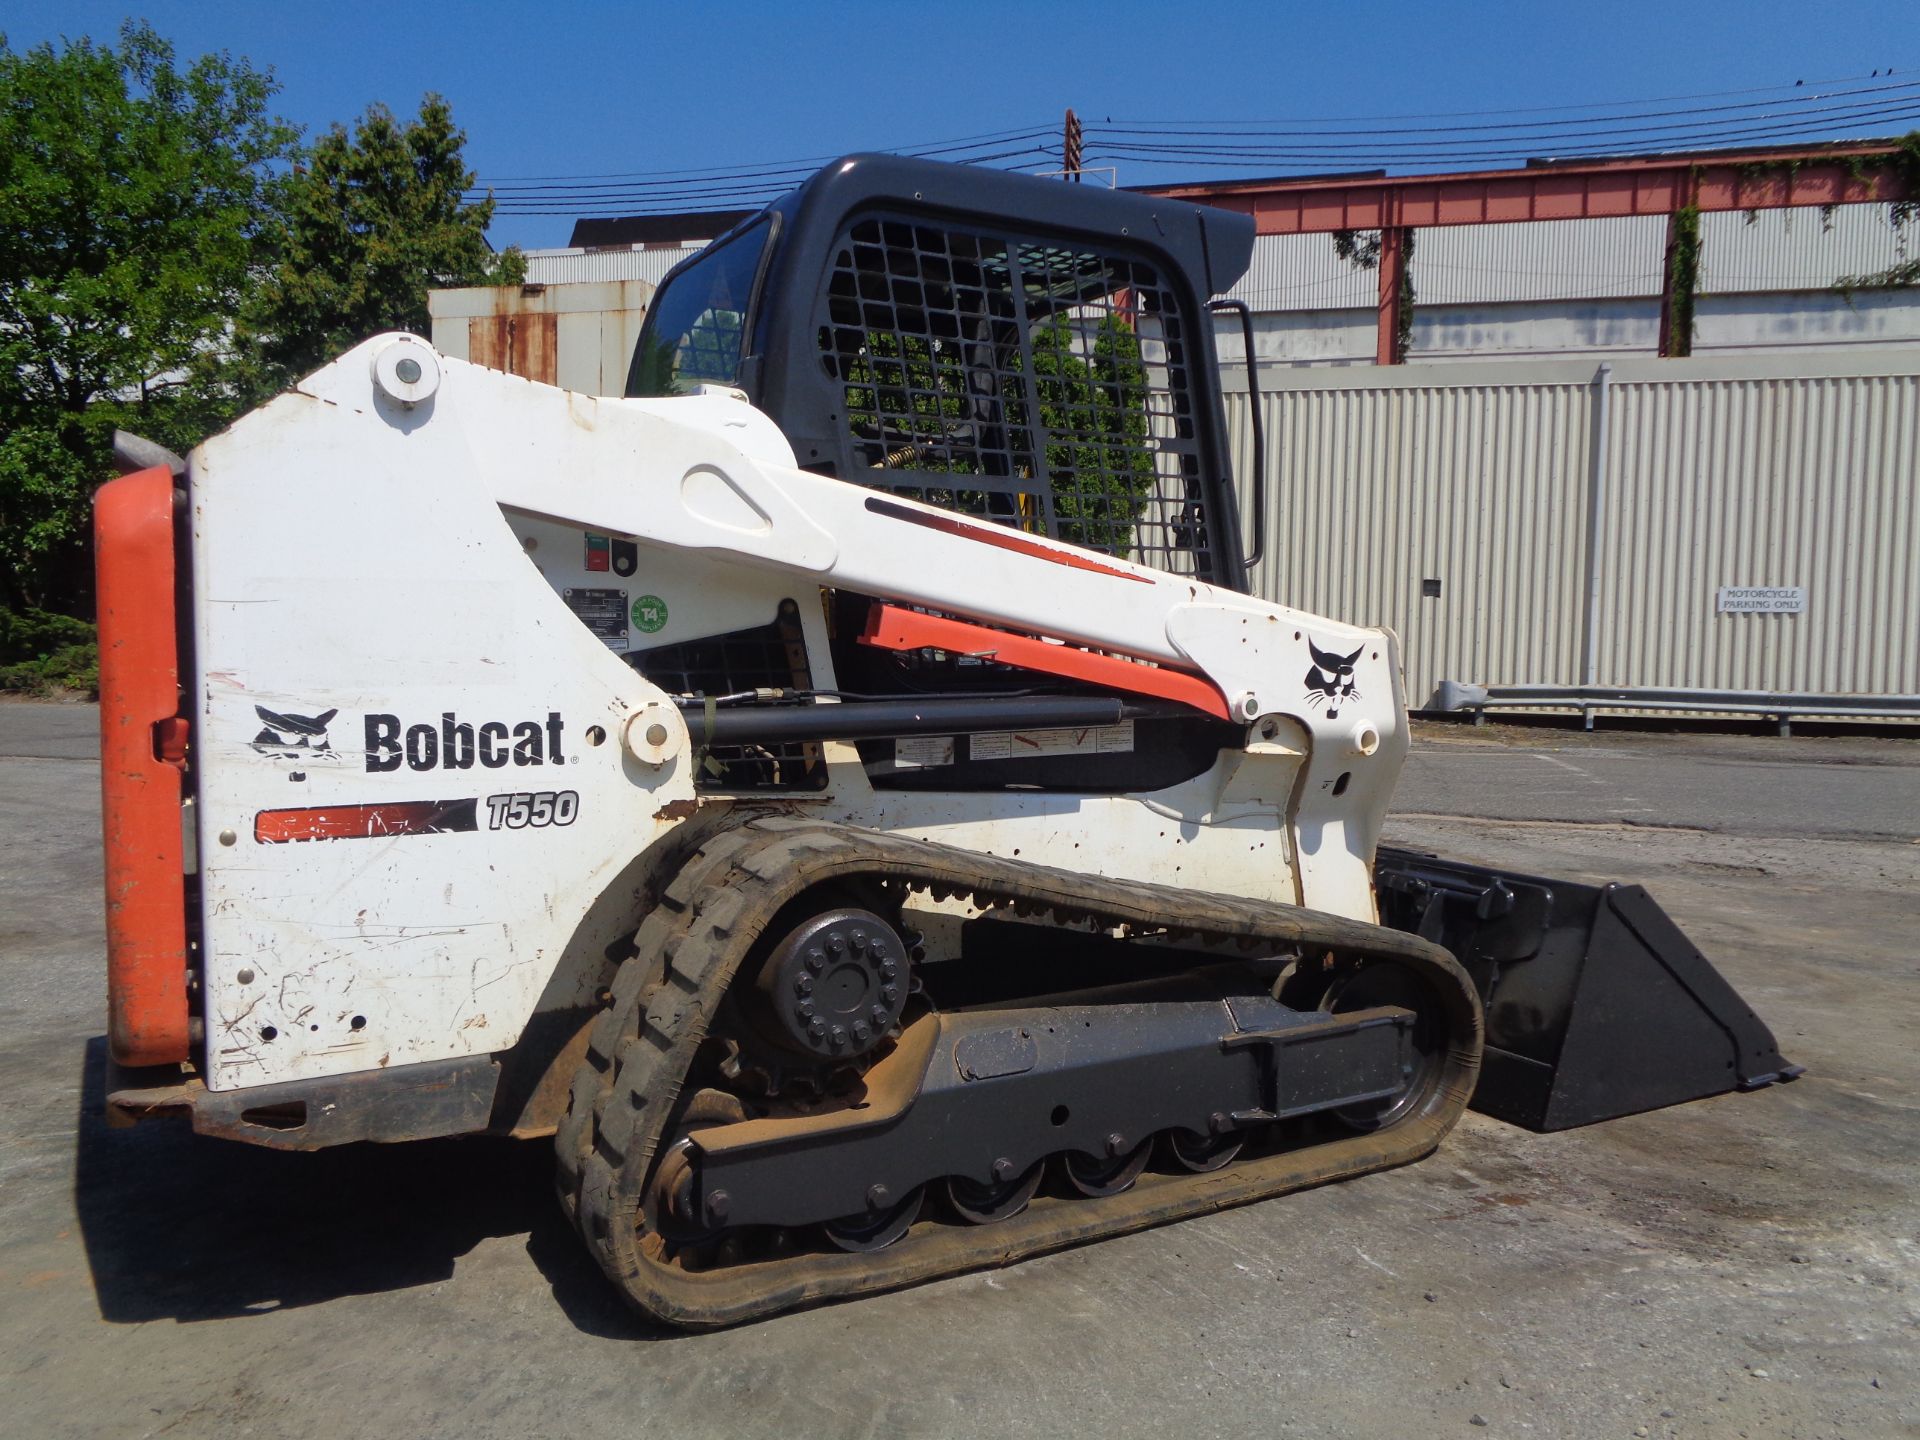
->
left=1665, top=203, right=1702, bottom=357
left=1331, top=227, right=1417, bottom=359
left=1709, top=135, right=1920, bottom=299
left=1835, top=131, right=1920, bottom=293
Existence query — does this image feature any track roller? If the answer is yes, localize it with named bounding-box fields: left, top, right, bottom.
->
left=1164, top=1126, right=1246, bottom=1173
left=824, top=1186, right=924, bottom=1252
left=945, top=1160, right=1046, bottom=1224
left=1061, top=1140, right=1153, bottom=1198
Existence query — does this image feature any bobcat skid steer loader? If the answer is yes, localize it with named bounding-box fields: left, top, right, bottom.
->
left=96, top=155, right=1796, bottom=1327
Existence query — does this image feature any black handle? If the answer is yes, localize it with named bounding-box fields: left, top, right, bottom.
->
left=1207, top=299, right=1265, bottom=573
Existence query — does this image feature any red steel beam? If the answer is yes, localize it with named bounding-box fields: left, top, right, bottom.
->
left=1146, top=141, right=1914, bottom=235
left=1375, top=226, right=1408, bottom=366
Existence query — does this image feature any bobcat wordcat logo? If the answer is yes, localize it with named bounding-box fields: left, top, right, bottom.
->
left=1303, top=640, right=1364, bottom=721
left=365, top=712, right=565, bottom=772
left=252, top=704, right=338, bottom=757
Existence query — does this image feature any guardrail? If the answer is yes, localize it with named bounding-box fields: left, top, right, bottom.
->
left=1429, top=681, right=1920, bottom=735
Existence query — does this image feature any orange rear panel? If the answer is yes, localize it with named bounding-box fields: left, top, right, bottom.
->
left=95, top=466, right=192, bottom=1067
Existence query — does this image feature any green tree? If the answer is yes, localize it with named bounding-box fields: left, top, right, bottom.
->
left=1029, top=314, right=1156, bottom=554
left=0, top=21, right=298, bottom=607
left=239, top=95, right=523, bottom=388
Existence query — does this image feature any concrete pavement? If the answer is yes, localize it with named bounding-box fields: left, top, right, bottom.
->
left=1399, top=722, right=1920, bottom=840
left=1, top=702, right=1914, bottom=1440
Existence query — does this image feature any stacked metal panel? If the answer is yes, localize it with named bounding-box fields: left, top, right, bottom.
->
left=1224, top=351, right=1920, bottom=714
left=1699, top=204, right=1917, bottom=294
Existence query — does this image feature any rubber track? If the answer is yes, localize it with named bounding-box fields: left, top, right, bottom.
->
left=557, top=816, right=1483, bottom=1328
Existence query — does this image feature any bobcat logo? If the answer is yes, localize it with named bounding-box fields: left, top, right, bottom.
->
left=1303, top=640, right=1363, bottom=720
left=252, top=705, right=338, bottom=781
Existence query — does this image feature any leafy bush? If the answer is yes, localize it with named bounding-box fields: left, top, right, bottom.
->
left=1, top=27, right=507, bottom=610
left=0, top=606, right=95, bottom=662
left=1029, top=315, right=1156, bottom=554
left=0, top=607, right=100, bottom=696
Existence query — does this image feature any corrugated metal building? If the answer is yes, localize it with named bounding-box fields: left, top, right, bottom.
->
left=521, top=244, right=707, bottom=288
left=1214, top=205, right=1920, bottom=367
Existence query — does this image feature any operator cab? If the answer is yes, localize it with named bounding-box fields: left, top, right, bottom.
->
left=627, top=154, right=1256, bottom=589
left=622, top=156, right=1258, bottom=796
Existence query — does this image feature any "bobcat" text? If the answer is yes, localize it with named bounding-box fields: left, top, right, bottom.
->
left=365, top=712, right=564, bottom=772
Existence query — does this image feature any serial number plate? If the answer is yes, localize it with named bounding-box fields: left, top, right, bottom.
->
left=563, top=587, right=629, bottom=649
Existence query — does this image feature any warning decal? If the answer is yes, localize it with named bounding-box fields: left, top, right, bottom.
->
left=893, top=736, right=956, bottom=768
left=969, top=721, right=1134, bottom=762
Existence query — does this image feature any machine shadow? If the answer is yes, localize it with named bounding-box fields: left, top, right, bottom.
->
left=72, top=1035, right=663, bottom=1337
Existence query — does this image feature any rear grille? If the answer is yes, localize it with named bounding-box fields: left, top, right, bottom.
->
left=628, top=605, right=826, bottom=791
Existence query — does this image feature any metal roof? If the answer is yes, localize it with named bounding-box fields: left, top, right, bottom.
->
left=522, top=244, right=709, bottom=287
left=566, top=209, right=753, bottom=247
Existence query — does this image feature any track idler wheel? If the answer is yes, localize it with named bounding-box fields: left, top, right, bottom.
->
left=646, top=1089, right=750, bottom=1248
left=1316, top=960, right=1453, bottom=1132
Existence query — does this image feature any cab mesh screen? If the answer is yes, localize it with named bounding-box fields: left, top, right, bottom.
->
left=816, top=215, right=1215, bottom=581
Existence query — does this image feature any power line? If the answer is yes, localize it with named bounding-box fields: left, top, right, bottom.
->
left=1084, top=106, right=1920, bottom=169
left=473, top=127, right=1058, bottom=193
left=1083, top=91, right=1920, bottom=155
left=1087, top=78, right=1920, bottom=142
left=474, top=134, right=1062, bottom=216
left=471, top=134, right=1061, bottom=214
left=1101, top=67, right=1917, bottom=126
left=472, top=71, right=1920, bottom=228
left=480, top=145, right=1058, bottom=215
left=479, top=134, right=1059, bottom=195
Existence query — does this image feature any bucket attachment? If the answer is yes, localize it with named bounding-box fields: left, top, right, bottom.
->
left=1374, top=848, right=1800, bottom=1132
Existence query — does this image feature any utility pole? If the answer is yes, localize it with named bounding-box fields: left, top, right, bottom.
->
left=1063, top=108, right=1083, bottom=182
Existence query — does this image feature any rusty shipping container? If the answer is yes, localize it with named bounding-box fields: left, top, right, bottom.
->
left=429, top=279, right=654, bottom=397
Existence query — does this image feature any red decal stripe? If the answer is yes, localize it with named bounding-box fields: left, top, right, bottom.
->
left=255, top=799, right=479, bottom=844
left=863, top=496, right=1155, bottom=584
left=860, top=604, right=1232, bottom=721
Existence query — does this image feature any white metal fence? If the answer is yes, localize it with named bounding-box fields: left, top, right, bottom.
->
left=1222, top=349, right=1920, bottom=716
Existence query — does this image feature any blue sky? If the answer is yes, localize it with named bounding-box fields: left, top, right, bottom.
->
left=6, top=0, right=1918, bottom=249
